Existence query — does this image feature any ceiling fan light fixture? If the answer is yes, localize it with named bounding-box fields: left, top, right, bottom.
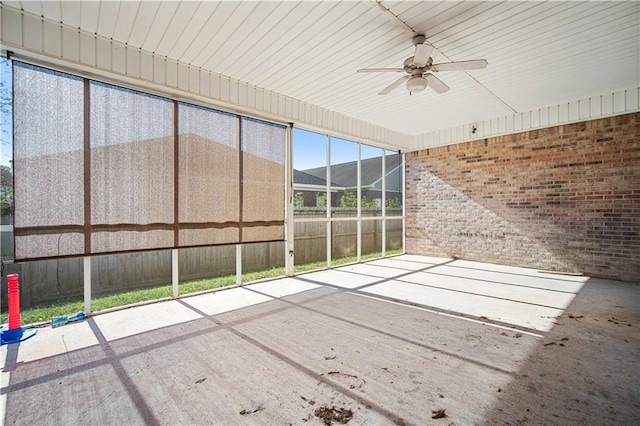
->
left=406, top=76, right=427, bottom=93
left=358, top=36, right=486, bottom=95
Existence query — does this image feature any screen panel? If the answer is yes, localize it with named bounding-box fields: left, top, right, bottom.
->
left=385, top=150, right=403, bottom=216
left=330, top=137, right=358, bottom=218
left=178, top=103, right=239, bottom=246
left=90, top=81, right=174, bottom=253
left=241, top=117, right=285, bottom=242
left=292, top=128, right=327, bottom=217
left=91, top=230, right=172, bottom=253
left=12, top=63, right=287, bottom=260
left=13, top=63, right=85, bottom=259
left=361, top=144, right=383, bottom=217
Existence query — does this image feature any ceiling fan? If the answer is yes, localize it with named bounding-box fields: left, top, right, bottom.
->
left=358, top=34, right=488, bottom=95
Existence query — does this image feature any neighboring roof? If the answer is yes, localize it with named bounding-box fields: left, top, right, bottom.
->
left=300, top=154, right=401, bottom=190
left=293, top=169, right=328, bottom=187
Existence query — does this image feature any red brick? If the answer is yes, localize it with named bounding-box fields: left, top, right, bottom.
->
left=405, top=112, right=640, bottom=281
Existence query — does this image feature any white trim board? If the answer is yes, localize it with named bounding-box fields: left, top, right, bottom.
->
left=1, top=4, right=637, bottom=154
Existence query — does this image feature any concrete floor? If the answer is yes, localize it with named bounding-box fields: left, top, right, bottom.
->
left=1, top=255, right=638, bottom=425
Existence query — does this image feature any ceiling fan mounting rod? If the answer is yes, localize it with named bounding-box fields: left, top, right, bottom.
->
left=374, top=0, right=419, bottom=36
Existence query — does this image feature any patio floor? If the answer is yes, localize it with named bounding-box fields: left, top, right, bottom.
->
left=2, top=255, right=638, bottom=425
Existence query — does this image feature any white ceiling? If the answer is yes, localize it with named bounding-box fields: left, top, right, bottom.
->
left=4, top=0, right=640, bottom=137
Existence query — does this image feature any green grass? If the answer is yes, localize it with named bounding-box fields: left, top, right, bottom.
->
left=2, top=249, right=404, bottom=326
left=179, top=275, right=236, bottom=294
left=2, top=298, right=85, bottom=325
left=242, top=266, right=286, bottom=282
left=294, top=259, right=329, bottom=273
left=330, top=248, right=403, bottom=266
left=92, top=285, right=173, bottom=312
left=384, top=248, right=404, bottom=256
left=294, top=248, right=403, bottom=271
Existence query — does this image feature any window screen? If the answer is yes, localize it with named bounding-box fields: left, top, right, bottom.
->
left=12, top=63, right=286, bottom=260
left=178, top=103, right=239, bottom=246
left=90, top=82, right=174, bottom=253
left=241, top=117, right=286, bottom=242
left=13, top=63, right=85, bottom=259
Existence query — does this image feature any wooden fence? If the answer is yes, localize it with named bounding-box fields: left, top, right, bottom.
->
left=1, top=211, right=403, bottom=308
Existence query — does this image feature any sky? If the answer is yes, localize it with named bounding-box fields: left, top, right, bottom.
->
left=1, top=57, right=12, bottom=167
left=293, top=127, right=393, bottom=171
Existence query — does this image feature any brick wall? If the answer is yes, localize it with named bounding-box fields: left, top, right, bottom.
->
left=405, top=112, right=640, bottom=282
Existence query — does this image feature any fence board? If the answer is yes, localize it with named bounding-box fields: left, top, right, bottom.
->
left=2, top=217, right=403, bottom=308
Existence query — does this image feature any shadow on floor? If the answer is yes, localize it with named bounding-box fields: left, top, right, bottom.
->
left=2, top=257, right=638, bottom=425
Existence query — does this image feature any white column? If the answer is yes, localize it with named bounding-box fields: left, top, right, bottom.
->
left=356, top=143, right=362, bottom=262
left=402, top=152, right=406, bottom=253
left=326, top=135, right=332, bottom=267
left=285, top=124, right=295, bottom=276
left=381, top=152, right=386, bottom=257
left=172, top=249, right=179, bottom=298
left=236, top=244, right=242, bottom=285
left=83, top=256, right=91, bottom=314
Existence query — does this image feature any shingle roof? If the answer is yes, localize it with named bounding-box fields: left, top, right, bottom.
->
left=293, top=169, right=328, bottom=186
left=299, top=153, right=401, bottom=190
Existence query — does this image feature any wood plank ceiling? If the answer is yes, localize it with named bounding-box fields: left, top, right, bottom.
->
left=4, top=0, right=639, bottom=137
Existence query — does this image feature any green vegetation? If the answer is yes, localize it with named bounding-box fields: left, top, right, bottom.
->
left=180, top=275, right=236, bottom=294
left=331, top=250, right=392, bottom=266
left=316, top=192, right=327, bottom=207
left=296, top=248, right=403, bottom=270
left=3, top=298, right=85, bottom=325
left=1, top=249, right=404, bottom=326
left=294, top=259, right=328, bottom=273
left=361, top=197, right=378, bottom=208
left=1, top=166, right=13, bottom=217
left=386, top=198, right=402, bottom=209
left=339, top=190, right=357, bottom=207
left=293, top=192, right=304, bottom=207
left=339, top=190, right=380, bottom=209
left=242, top=267, right=285, bottom=282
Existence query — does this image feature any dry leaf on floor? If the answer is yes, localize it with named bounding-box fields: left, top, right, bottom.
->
left=239, top=405, right=264, bottom=415
left=314, top=405, right=354, bottom=425
left=432, top=408, right=447, bottom=419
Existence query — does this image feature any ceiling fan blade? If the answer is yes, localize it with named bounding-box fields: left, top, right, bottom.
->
left=432, top=59, right=488, bottom=72
left=379, top=75, right=410, bottom=95
left=357, top=68, right=405, bottom=73
left=413, top=44, right=434, bottom=67
left=425, top=73, right=450, bottom=94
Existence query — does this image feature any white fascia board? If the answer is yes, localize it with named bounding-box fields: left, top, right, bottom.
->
left=293, top=184, right=343, bottom=192
left=0, top=4, right=410, bottom=151
left=409, top=85, right=640, bottom=152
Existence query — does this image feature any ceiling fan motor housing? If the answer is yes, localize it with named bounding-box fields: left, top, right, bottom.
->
left=412, top=34, right=426, bottom=45
left=404, top=56, right=433, bottom=73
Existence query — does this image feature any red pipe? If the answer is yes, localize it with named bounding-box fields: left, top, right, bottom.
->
left=7, top=274, right=21, bottom=330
